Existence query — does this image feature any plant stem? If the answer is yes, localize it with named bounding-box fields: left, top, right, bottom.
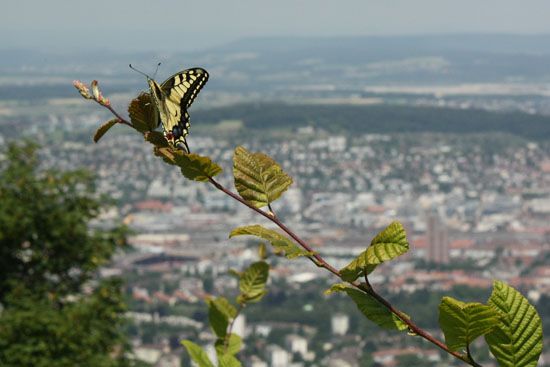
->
left=93, top=103, right=480, bottom=366
left=225, top=304, right=244, bottom=352
left=208, top=176, right=482, bottom=367
left=208, top=177, right=340, bottom=277
left=98, top=101, right=133, bottom=128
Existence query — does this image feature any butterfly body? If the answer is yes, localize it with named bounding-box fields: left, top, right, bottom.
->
left=146, top=67, right=209, bottom=152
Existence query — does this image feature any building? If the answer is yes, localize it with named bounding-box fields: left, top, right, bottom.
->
left=427, top=212, right=449, bottom=264
left=331, top=313, right=349, bottom=336
left=267, top=345, right=290, bottom=367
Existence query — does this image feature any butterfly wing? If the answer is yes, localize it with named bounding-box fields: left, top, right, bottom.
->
left=159, top=68, right=209, bottom=152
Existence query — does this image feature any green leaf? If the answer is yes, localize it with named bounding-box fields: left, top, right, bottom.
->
left=233, top=146, right=293, bottom=208
left=181, top=340, right=215, bottom=367
left=175, top=153, right=222, bottom=181
left=438, top=297, right=500, bottom=352
left=229, top=225, right=313, bottom=259
left=215, top=334, right=242, bottom=356
left=128, top=92, right=159, bottom=133
left=207, top=298, right=229, bottom=338
left=327, top=283, right=409, bottom=331
left=258, top=242, right=267, bottom=260
left=93, top=118, right=118, bottom=143
left=238, top=261, right=269, bottom=304
left=340, top=221, right=409, bottom=281
left=145, top=131, right=169, bottom=148
left=218, top=354, right=242, bottom=367
left=485, top=281, right=543, bottom=367
left=158, top=152, right=222, bottom=181
left=212, top=297, right=237, bottom=319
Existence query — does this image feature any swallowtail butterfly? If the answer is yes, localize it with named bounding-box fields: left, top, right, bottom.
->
left=132, top=65, right=209, bottom=152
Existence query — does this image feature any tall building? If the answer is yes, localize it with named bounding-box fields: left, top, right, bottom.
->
left=427, top=212, right=449, bottom=264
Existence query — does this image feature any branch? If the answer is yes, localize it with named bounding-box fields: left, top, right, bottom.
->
left=103, top=104, right=133, bottom=128
left=88, top=103, right=480, bottom=366
left=208, top=176, right=482, bottom=367
left=208, top=177, right=340, bottom=277
left=224, top=304, right=244, bottom=352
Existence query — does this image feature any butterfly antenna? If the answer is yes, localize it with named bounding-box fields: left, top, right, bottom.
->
left=153, top=62, right=161, bottom=79
left=129, top=64, right=151, bottom=79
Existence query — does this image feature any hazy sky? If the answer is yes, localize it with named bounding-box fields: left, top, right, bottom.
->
left=2, top=0, right=550, bottom=51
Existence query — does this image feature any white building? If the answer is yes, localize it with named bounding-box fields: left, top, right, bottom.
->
left=267, top=345, right=290, bottom=367
left=285, top=335, right=308, bottom=358
left=331, top=313, right=349, bottom=336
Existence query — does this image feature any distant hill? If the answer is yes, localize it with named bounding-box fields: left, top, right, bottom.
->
left=194, top=103, right=550, bottom=140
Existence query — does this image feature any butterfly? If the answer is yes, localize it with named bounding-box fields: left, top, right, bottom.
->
left=132, top=65, right=209, bottom=152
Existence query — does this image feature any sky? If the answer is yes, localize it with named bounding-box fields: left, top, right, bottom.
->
left=2, top=0, right=550, bottom=52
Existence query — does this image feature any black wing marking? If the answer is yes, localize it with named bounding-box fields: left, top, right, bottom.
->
left=161, top=67, right=209, bottom=109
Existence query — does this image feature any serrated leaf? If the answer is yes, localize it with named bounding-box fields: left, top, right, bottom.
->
left=154, top=146, right=179, bottom=166
left=485, top=281, right=543, bottom=367
left=238, top=261, right=269, bottom=304
left=229, top=225, right=313, bottom=259
left=173, top=152, right=222, bottom=181
left=212, top=297, right=238, bottom=319
left=438, top=297, right=500, bottom=352
left=218, top=354, right=242, bottom=367
left=328, top=284, right=409, bottom=331
left=324, top=283, right=349, bottom=295
left=93, top=118, right=118, bottom=143
left=145, top=131, right=169, bottom=147
left=228, top=269, right=242, bottom=278
left=215, top=333, right=242, bottom=356
left=340, top=221, right=409, bottom=281
left=128, top=92, right=159, bottom=133
left=181, top=340, right=215, bottom=367
left=207, top=298, right=231, bottom=338
left=233, top=146, right=293, bottom=208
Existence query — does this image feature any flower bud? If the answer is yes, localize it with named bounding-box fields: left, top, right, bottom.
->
left=73, top=80, right=92, bottom=99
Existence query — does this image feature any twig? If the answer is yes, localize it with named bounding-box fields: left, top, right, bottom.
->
left=225, top=304, right=244, bottom=352
left=208, top=176, right=481, bottom=367
left=103, top=105, right=133, bottom=127
left=94, top=100, right=133, bottom=128
left=208, top=177, right=340, bottom=277
left=92, top=103, right=481, bottom=366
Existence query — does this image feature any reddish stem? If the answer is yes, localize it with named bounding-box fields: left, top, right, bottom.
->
left=208, top=176, right=481, bottom=367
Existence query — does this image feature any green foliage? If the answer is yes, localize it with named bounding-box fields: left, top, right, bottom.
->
left=438, top=297, right=500, bottom=352
left=485, top=281, right=543, bottom=367
left=215, top=334, right=242, bottom=357
left=217, top=354, right=242, bottom=367
left=193, top=102, right=550, bottom=141
left=229, top=225, right=313, bottom=259
left=155, top=147, right=222, bottom=181
left=94, top=118, right=119, bottom=143
left=181, top=341, right=215, bottom=367
left=0, top=142, right=127, bottom=298
left=144, top=131, right=170, bottom=147
left=326, top=284, right=409, bottom=331
left=0, top=280, right=129, bottom=367
left=208, top=297, right=237, bottom=338
left=340, top=221, right=409, bottom=282
left=128, top=92, right=158, bottom=133
left=0, top=142, right=130, bottom=366
left=238, top=261, right=269, bottom=304
left=233, top=146, right=293, bottom=208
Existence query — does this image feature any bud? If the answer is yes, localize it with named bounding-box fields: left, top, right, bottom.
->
left=91, top=80, right=101, bottom=100
left=98, top=95, right=111, bottom=107
left=73, top=80, right=92, bottom=99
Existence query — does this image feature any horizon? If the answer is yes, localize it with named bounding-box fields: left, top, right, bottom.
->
left=3, top=0, right=550, bottom=52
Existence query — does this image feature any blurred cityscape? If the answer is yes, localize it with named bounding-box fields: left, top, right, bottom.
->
left=1, top=36, right=549, bottom=366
